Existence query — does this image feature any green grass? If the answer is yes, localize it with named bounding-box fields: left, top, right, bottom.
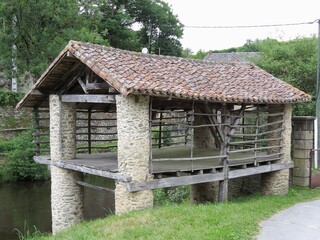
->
left=29, top=187, right=320, bottom=240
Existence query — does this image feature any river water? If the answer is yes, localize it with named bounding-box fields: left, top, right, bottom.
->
left=0, top=177, right=115, bottom=240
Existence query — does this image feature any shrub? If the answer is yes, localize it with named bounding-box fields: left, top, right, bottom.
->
left=0, top=90, right=24, bottom=107
left=154, top=185, right=190, bottom=206
left=1, top=130, right=49, bottom=181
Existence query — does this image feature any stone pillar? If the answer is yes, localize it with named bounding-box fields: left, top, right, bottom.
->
left=262, top=104, right=292, bottom=195
left=115, top=95, right=153, bottom=214
left=292, top=116, right=315, bottom=187
left=190, top=113, right=217, bottom=204
left=49, top=95, right=84, bottom=233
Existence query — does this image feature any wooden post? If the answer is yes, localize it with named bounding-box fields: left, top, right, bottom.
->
left=33, top=106, right=40, bottom=155
left=158, top=112, right=163, bottom=148
left=218, top=104, right=230, bottom=202
left=88, top=108, right=92, bottom=154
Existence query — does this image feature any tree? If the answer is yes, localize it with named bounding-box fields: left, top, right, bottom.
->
left=98, top=0, right=184, bottom=56
left=0, top=0, right=107, bottom=78
left=253, top=37, right=317, bottom=116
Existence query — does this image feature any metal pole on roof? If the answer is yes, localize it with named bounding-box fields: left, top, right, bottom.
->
left=316, top=19, right=320, bottom=168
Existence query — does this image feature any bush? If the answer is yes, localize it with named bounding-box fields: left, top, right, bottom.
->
left=154, top=185, right=190, bottom=206
left=0, top=90, right=24, bottom=107
left=1, top=130, right=49, bottom=181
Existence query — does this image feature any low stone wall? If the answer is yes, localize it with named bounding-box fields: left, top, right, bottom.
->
left=0, top=106, right=32, bottom=140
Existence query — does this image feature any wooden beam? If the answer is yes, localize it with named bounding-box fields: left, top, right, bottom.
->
left=127, top=172, right=225, bottom=192
left=126, top=162, right=294, bottom=192
left=77, top=78, right=88, bottom=94
left=53, top=61, right=83, bottom=92
left=86, top=82, right=111, bottom=91
left=77, top=181, right=114, bottom=193
left=229, top=162, right=293, bottom=179
left=34, top=156, right=131, bottom=182
left=60, top=94, right=116, bottom=104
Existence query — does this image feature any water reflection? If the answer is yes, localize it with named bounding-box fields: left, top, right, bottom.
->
left=0, top=176, right=115, bottom=240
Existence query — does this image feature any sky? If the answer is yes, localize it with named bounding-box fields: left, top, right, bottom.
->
left=163, top=0, right=319, bottom=52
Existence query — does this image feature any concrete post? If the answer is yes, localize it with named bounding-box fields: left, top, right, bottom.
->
left=49, top=95, right=84, bottom=233
left=292, top=116, right=315, bottom=187
left=190, top=113, right=217, bottom=204
left=262, top=104, right=292, bottom=195
left=115, top=95, right=153, bottom=214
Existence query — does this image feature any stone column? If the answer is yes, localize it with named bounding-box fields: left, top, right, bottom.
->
left=49, top=95, right=84, bottom=233
left=115, top=95, right=153, bottom=214
left=292, top=116, right=315, bottom=187
left=262, top=104, right=292, bottom=195
left=190, top=113, right=217, bottom=204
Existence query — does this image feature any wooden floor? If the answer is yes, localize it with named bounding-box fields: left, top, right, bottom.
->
left=35, top=146, right=283, bottom=180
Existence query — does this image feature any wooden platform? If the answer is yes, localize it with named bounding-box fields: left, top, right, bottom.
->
left=35, top=146, right=293, bottom=192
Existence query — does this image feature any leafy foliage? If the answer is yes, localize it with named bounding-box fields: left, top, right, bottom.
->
left=0, top=89, right=24, bottom=106
left=252, top=37, right=317, bottom=116
left=99, top=0, right=184, bottom=56
left=154, top=186, right=189, bottom=205
left=0, top=130, right=49, bottom=181
left=0, top=0, right=183, bottom=78
left=0, top=0, right=108, bottom=77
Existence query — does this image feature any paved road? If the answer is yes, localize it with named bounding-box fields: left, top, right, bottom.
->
left=257, top=200, right=320, bottom=240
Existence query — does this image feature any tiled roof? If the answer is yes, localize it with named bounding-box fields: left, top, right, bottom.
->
left=68, top=41, right=310, bottom=104
left=203, top=52, right=261, bottom=63
left=17, top=40, right=311, bottom=108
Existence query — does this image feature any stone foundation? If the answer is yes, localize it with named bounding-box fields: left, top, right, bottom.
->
left=190, top=113, right=217, bottom=204
left=262, top=169, right=290, bottom=195
left=261, top=104, right=292, bottom=195
left=115, top=95, right=153, bottom=214
left=51, top=166, right=84, bottom=233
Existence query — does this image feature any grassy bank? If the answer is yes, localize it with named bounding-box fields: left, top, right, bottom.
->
left=28, top=187, right=320, bottom=240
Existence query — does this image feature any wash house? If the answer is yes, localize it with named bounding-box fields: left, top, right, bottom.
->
left=17, top=41, right=311, bottom=233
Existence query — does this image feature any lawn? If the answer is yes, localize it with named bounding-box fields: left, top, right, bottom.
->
left=28, top=187, right=320, bottom=240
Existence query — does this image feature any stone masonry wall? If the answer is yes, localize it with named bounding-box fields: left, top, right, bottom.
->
left=0, top=106, right=32, bottom=140
left=49, top=95, right=84, bottom=233
left=115, top=95, right=153, bottom=214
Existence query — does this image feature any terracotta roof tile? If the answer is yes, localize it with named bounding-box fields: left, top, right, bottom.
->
left=18, top=40, right=312, bottom=108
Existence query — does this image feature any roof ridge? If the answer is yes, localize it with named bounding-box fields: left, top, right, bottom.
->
left=68, top=40, right=253, bottom=67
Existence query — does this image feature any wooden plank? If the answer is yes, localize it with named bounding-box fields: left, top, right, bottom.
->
left=126, top=172, right=225, bottom=192
left=229, top=162, right=293, bottom=179
left=127, top=162, right=294, bottom=192
left=227, top=145, right=283, bottom=154
left=33, top=156, right=130, bottom=182
left=229, top=120, right=284, bottom=129
left=229, top=138, right=282, bottom=146
left=229, top=128, right=284, bottom=137
left=61, top=94, right=116, bottom=104
left=152, top=155, right=227, bottom=162
left=77, top=181, right=114, bottom=193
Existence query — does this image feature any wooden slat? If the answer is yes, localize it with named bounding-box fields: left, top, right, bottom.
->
left=229, top=120, right=284, bottom=128
left=227, top=145, right=283, bottom=154
left=152, top=155, right=227, bottom=162
left=229, top=137, right=282, bottom=146
left=229, top=128, right=284, bottom=137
